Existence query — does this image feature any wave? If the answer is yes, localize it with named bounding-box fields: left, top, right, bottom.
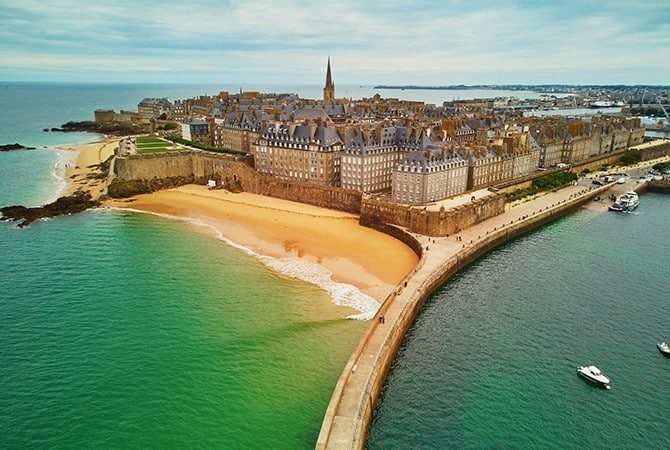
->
left=108, top=208, right=381, bottom=320
left=49, top=148, right=78, bottom=202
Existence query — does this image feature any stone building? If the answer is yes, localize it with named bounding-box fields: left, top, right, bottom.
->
left=392, top=146, right=468, bottom=205
left=464, top=145, right=517, bottom=191
left=340, top=125, right=402, bottom=192
left=253, top=123, right=343, bottom=186
left=212, top=111, right=262, bottom=153
left=138, top=98, right=170, bottom=122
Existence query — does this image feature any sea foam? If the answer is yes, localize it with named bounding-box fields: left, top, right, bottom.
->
left=50, top=148, right=78, bottom=202
left=111, top=209, right=381, bottom=320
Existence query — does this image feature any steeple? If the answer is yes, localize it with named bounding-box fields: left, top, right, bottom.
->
left=323, top=57, right=335, bottom=103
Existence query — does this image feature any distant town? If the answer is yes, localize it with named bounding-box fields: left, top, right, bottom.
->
left=87, top=59, right=669, bottom=206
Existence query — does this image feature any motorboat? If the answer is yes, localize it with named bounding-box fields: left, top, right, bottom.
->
left=609, top=191, right=639, bottom=212
left=577, top=365, right=611, bottom=389
left=657, top=342, right=670, bottom=356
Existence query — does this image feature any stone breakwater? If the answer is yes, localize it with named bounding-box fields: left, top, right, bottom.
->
left=315, top=182, right=613, bottom=449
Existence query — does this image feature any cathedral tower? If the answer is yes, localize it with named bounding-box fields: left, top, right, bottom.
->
left=323, top=57, right=335, bottom=103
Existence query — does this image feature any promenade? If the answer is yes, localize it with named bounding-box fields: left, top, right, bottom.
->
left=316, top=160, right=665, bottom=449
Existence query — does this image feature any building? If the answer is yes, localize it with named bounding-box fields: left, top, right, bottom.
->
left=392, top=146, right=468, bottom=205
left=181, top=119, right=211, bottom=146
left=138, top=98, right=170, bottom=122
left=253, top=123, right=343, bottom=186
left=340, top=125, right=402, bottom=192
left=212, top=111, right=262, bottom=153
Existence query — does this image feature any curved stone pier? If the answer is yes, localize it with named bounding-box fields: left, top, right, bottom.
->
left=316, top=182, right=613, bottom=449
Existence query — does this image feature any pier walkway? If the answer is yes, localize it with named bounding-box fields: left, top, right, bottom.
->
left=316, top=157, right=667, bottom=449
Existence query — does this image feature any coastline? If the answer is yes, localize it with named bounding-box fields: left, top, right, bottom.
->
left=61, top=137, right=119, bottom=198
left=103, top=186, right=419, bottom=318
left=57, top=137, right=419, bottom=318
left=48, top=136, right=669, bottom=447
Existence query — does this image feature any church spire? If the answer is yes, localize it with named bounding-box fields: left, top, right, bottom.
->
left=323, top=57, right=335, bottom=103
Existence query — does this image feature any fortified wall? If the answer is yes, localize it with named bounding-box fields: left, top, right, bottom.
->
left=360, top=194, right=505, bottom=237
left=113, top=151, right=363, bottom=214
left=631, top=139, right=670, bottom=160
left=113, top=150, right=507, bottom=233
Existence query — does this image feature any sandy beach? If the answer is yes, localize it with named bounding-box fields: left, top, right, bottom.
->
left=104, top=186, right=419, bottom=309
left=61, top=138, right=419, bottom=316
left=62, top=137, right=119, bottom=198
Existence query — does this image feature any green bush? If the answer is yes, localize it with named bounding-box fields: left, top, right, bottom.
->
left=531, top=171, right=578, bottom=190
left=506, top=171, right=578, bottom=203
left=652, top=161, right=670, bottom=172
left=620, top=150, right=642, bottom=165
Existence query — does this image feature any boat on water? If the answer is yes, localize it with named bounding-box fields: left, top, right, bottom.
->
left=657, top=342, right=670, bottom=356
left=577, top=365, right=611, bottom=389
left=609, top=191, right=639, bottom=212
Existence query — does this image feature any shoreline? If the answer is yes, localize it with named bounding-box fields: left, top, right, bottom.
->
left=60, top=137, right=119, bottom=198
left=56, top=138, right=419, bottom=319
left=104, top=186, right=419, bottom=318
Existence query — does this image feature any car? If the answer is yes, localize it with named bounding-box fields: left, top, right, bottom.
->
left=592, top=179, right=604, bottom=185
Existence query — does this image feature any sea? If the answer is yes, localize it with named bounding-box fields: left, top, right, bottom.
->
left=0, top=82, right=375, bottom=449
left=2, top=82, right=667, bottom=448
left=367, top=196, right=670, bottom=448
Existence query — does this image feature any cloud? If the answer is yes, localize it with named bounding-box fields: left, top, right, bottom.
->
left=0, top=0, right=668, bottom=84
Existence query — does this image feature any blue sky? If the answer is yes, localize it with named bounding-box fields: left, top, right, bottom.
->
left=1, top=0, right=668, bottom=85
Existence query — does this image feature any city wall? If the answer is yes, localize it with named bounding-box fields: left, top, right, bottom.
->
left=360, top=193, right=505, bottom=237
left=113, top=151, right=501, bottom=227
left=113, top=151, right=363, bottom=214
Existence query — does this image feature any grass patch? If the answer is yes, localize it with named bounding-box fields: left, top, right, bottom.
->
left=135, top=136, right=180, bottom=154
left=136, top=136, right=166, bottom=145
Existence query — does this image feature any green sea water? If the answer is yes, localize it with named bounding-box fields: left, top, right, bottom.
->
left=1, top=82, right=376, bottom=448
left=0, top=209, right=366, bottom=448
left=368, top=193, right=670, bottom=449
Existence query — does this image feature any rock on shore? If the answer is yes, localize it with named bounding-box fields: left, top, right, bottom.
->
left=0, top=143, right=36, bottom=151
left=49, top=121, right=148, bottom=136
left=0, top=191, right=101, bottom=228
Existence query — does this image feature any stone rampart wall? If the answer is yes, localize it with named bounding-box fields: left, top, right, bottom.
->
left=115, top=151, right=195, bottom=180
left=360, top=193, right=505, bottom=237
left=114, top=151, right=363, bottom=214
left=633, top=140, right=670, bottom=160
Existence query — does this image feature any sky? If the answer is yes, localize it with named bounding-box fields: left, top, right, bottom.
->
left=1, top=0, right=669, bottom=86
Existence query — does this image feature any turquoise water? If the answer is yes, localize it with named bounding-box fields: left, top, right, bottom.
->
left=367, top=195, right=670, bottom=448
left=1, top=83, right=369, bottom=448
left=0, top=210, right=365, bottom=448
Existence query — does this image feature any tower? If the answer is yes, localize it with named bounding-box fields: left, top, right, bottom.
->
left=323, top=57, right=335, bottom=103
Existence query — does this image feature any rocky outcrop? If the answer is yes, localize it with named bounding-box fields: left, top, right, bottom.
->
left=49, top=121, right=149, bottom=136
left=0, top=191, right=101, bottom=228
left=0, top=143, right=36, bottom=151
